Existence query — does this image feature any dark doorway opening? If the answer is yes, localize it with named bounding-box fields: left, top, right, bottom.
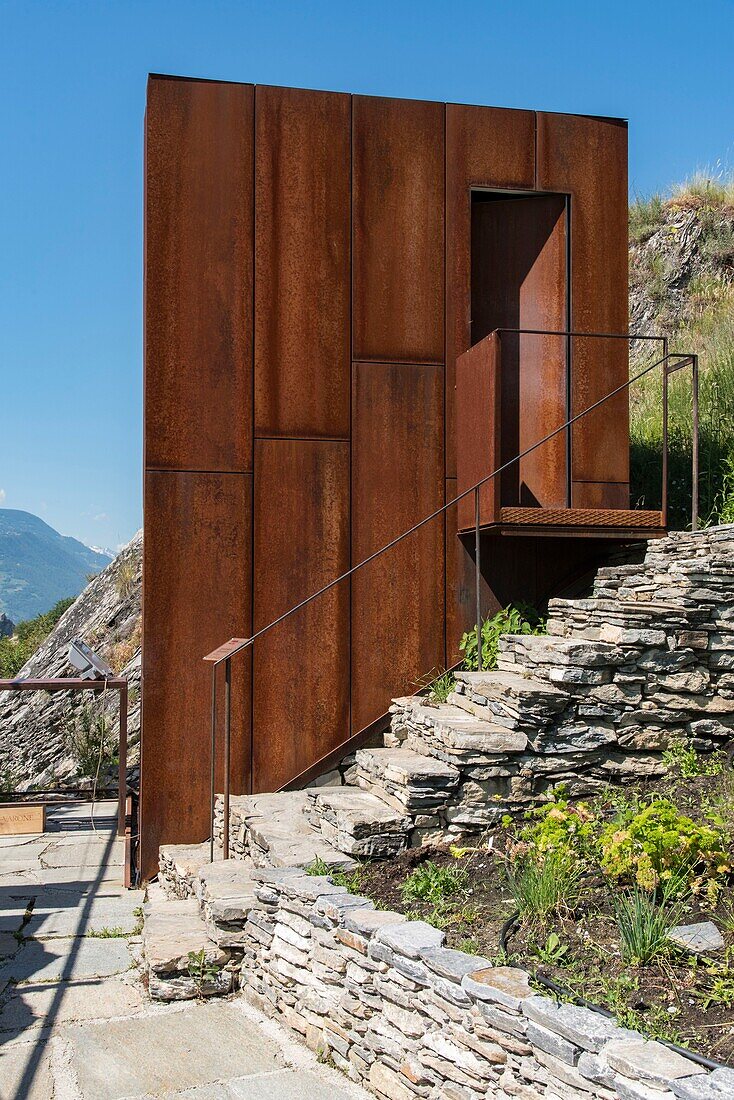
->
left=470, top=190, right=569, bottom=508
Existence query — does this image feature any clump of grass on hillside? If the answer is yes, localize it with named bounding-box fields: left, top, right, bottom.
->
left=670, top=169, right=734, bottom=209
left=629, top=193, right=665, bottom=244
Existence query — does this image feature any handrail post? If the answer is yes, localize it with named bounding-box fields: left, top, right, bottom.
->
left=117, top=680, right=128, bottom=837
left=223, top=656, right=232, bottom=861
left=566, top=332, right=573, bottom=508
left=209, top=665, right=217, bottom=864
left=691, top=353, right=700, bottom=530
left=474, top=487, right=482, bottom=672
left=662, top=365, right=669, bottom=527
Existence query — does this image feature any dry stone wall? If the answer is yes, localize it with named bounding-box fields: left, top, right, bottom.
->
left=235, top=867, right=731, bottom=1100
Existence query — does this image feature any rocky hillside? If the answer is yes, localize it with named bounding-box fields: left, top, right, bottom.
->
left=0, top=509, right=112, bottom=622
left=628, top=176, right=734, bottom=527
left=0, top=531, right=141, bottom=791
left=630, top=178, right=734, bottom=333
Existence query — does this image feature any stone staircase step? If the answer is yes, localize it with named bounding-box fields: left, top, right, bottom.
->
left=159, top=841, right=220, bottom=899
left=142, top=884, right=233, bottom=1001
left=496, top=634, right=626, bottom=685
left=353, top=747, right=460, bottom=813
left=215, top=791, right=358, bottom=872
left=453, top=669, right=568, bottom=728
left=197, top=860, right=263, bottom=947
left=411, top=700, right=529, bottom=759
left=305, top=787, right=411, bottom=858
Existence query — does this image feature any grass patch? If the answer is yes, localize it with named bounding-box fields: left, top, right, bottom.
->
left=629, top=193, right=665, bottom=244
left=504, top=849, right=581, bottom=923
left=613, top=882, right=685, bottom=965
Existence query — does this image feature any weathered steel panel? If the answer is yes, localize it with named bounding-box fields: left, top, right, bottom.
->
left=536, top=114, right=629, bottom=497
left=456, top=333, right=502, bottom=530
left=444, top=479, right=494, bottom=667
left=446, top=104, right=536, bottom=476
left=255, top=86, right=351, bottom=438
left=252, top=439, right=350, bottom=791
left=351, top=363, right=445, bottom=732
left=352, top=96, right=445, bottom=363
left=572, top=481, right=630, bottom=510
left=470, top=196, right=567, bottom=507
left=145, top=76, right=254, bottom=472
left=140, top=470, right=251, bottom=880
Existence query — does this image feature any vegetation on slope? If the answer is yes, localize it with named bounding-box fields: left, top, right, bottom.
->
left=0, top=597, right=74, bottom=679
left=629, top=170, right=734, bottom=528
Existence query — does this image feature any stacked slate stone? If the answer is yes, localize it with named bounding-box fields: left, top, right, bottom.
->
left=235, top=868, right=728, bottom=1100
left=142, top=884, right=234, bottom=1001
left=305, top=787, right=413, bottom=858
left=546, top=526, right=734, bottom=750
left=158, top=842, right=214, bottom=898
left=385, top=526, right=734, bottom=840
left=352, top=745, right=462, bottom=845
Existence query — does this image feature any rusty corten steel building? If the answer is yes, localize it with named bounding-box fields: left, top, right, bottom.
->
left=141, top=74, right=656, bottom=877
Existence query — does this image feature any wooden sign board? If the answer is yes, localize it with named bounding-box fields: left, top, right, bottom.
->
left=0, top=803, right=46, bottom=836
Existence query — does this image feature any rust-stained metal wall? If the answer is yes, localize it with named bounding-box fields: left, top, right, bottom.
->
left=142, top=75, right=629, bottom=877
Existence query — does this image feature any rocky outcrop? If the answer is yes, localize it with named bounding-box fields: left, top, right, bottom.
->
left=0, top=614, right=13, bottom=639
left=0, top=531, right=142, bottom=790
left=629, top=195, right=734, bottom=336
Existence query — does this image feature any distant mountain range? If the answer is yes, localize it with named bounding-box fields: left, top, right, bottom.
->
left=0, top=509, right=113, bottom=623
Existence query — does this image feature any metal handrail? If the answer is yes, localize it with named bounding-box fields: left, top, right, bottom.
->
left=204, top=331, right=700, bottom=860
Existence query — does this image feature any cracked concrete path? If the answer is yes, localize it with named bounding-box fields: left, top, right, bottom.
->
left=0, top=801, right=368, bottom=1100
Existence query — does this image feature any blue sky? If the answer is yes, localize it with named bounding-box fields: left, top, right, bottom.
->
left=1, top=0, right=733, bottom=550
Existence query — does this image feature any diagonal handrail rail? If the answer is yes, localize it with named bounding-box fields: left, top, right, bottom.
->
left=203, top=331, right=700, bottom=859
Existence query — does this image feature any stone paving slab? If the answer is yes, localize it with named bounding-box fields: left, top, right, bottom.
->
left=0, top=907, right=29, bottom=934
left=25, top=892, right=141, bottom=939
left=0, top=801, right=372, bottom=1100
left=0, top=834, right=46, bottom=849
left=0, top=1040, right=54, bottom=1099
left=0, top=842, right=50, bottom=863
left=0, top=861, right=41, bottom=877
left=0, top=931, right=21, bottom=959
left=66, top=1001, right=284, bottom=1099
left=39, top=836, right=124, bottom=869
left=32, top=865, right=124, bottom=888
left=180, top=1069, right=369, bottom=1099
left=1, top=935, right=134, bottom=985
left=0, top=975, right=147, bottom=1034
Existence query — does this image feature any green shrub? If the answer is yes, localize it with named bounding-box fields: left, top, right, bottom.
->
left=662, top=738, right=723, bottom=778
left=306, top=855, right=364, bottom=893
left=519, top=795, right=597, bottom=863
left=629, top=193, right=664, bottom=244
left=415, top=668, right=456, bottom=704
left=0, top=596, right=74, bottom=678
left=0, top=767, right=17, bottom=796
left=599, top=798, right=729, bottom=892
left=115, top=558, right=137, bottom=600
left=459, top=604, right=545, bottom=672
left=186, top=948, right=222, bottom=994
